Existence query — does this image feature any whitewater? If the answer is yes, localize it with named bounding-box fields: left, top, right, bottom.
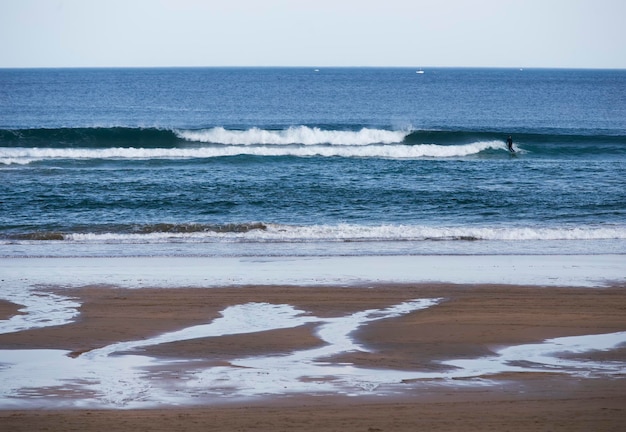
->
left=176, top=126, right=409, bottom=145
left=0, top=126, right=509, bottom=164
left=14, top=224, right=626, bottom=243
left=0, top=141, right=508, bottom=164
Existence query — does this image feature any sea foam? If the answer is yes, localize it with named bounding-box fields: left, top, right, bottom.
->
left=0, top=141, right=506, bottom=164
left=176, top=126, right=409, bottom=145
left=55, top=224, right=626, bottom=243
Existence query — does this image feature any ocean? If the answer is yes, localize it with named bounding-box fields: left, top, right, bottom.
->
left=1, top=67, right=625, bottom=258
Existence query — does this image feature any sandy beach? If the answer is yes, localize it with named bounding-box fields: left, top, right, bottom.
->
left=1, top=255, right=625, bottom=431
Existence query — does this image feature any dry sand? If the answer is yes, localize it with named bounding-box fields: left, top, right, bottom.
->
left=1, top=283, right=625, bottom=431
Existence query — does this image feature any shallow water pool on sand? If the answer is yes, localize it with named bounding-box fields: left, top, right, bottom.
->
left=1, top=298, right=625, bottom=409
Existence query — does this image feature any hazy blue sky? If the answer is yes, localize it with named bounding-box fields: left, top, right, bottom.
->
left=1, top=0, right=625, bottom=68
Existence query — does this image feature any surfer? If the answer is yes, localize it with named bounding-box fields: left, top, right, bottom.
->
left=506, top=135, right=514, bottom=153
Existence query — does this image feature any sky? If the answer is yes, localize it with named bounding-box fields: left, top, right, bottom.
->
left=1, top=0, right=625, bottom=68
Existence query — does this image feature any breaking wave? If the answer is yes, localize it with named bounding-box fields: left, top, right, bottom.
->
left=176, top=126, right=408, bottom=145
left=5, top=224, right=626, bottom=244
left=2, top=125, right=623, bottom=165
left=0, top=141, right=505, bottom=164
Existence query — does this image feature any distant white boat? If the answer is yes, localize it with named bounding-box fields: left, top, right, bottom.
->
left=416, top=69, right=424, bottom=74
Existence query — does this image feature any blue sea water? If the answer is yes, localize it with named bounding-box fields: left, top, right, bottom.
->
left=1, top=67, right=625, bottom=257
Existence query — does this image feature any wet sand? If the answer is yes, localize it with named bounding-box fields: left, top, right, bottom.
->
left=2, top=382, right=625, bottom=432
left=1, top=283, right=625, bottom=430
left=0, top=300, right=21, bottom=321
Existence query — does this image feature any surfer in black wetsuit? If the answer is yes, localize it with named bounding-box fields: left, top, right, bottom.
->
left=506, top=135, right=514, bottom=153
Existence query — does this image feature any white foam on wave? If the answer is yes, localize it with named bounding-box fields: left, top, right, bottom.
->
left=0, top=157, right=36, bottom=165
left=176, top=126, right=409, bottom=145
left=0, top=141, right=505, bottom=164
left=59, top=224, right=626, bottom=244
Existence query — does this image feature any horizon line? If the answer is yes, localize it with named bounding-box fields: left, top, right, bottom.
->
left=2, top=65, right=625, bottom=71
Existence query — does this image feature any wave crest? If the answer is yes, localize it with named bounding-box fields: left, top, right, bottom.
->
left=176, top=126, right=409, bottom=146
